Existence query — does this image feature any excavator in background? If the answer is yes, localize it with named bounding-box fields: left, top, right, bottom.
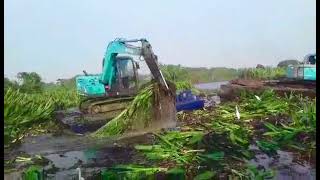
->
left=286, top=54, right=316, bottom=81
left=219, top=53, right=316, bottom=101
left=75, top=38, right=169, bottom=120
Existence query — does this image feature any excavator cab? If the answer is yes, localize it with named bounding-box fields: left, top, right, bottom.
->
left=76, top=56, right=139, bottom=98
left=109, top=56, right=139, bottom=97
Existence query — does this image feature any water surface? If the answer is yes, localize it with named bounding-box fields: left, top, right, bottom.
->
left=194, top=81, right=229, bottom=90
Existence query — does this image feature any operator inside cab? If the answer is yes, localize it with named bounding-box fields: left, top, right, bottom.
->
left=118, top=60, right=129, bottom=88
left=308, top=55, right=316, bottom=65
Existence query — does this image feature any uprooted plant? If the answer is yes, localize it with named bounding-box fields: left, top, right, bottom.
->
left=92, top=81, right=176, bottom=137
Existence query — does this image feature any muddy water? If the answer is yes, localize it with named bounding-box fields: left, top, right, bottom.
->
left=5, top=133, right=316, bottom=179
left=4, top=133, right=155, bottom=179
left=248, top=144, right=316, bottom=180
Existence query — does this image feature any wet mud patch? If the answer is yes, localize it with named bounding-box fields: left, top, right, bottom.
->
left=4, top=132, right=156, bottom=179
left=248, top=144, right=316, bottom=179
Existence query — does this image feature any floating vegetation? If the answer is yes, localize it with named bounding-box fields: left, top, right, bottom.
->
left=132, top=88, right=316, bottom=178
left=4, top=78, right=315, bottom=179
left=92, top=84, right=154, bottom=137
left=22, top=166, right=44, bottom=180
left=135, top=131, right=206, bottom=165
left=101, top=165, right=167, bottom=180
left=194, top=171, right=216, bottom=180
left=4, top=87, right=79, bottom=145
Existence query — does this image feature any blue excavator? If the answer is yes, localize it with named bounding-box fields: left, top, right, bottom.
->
left=75, top=38, right=170, bottom=120
left=57, top=38, right=204, bottom=133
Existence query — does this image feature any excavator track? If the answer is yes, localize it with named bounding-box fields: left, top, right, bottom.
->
left=56, top=96, right=135, bottom=134
left=79, top=96, right=134, bottom=114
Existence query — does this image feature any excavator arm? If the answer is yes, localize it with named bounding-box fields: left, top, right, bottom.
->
left=100, top=38, right=168, bottom=90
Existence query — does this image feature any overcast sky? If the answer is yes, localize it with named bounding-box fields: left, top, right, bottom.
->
left=4, top=0, right=316, bottom=82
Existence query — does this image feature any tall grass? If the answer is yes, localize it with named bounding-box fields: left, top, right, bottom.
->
left=175, top=81, right=192, bottom=91
left=43, top=86, right=80, bottom=110
left=4, top=87, right=80, bottom=145
left=238, top=67, right=286, bottom=80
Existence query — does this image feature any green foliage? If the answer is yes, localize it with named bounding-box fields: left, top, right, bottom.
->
left=218, top=89, right=290, bottom=120
left=43, top=86, right=80, bottom=110
left=22, top=166, right=44, bottom=180
left=4, top=72, right=79, bottom=144
left=4, top=69, right=316, bottom=179
left=101, top=165, right=166, bottom=180
left=211, top=121, right=250, bottom=146
left=17, top=72, right=45, bottom=93
left=161, top=131, right=205, bottom=146
left=201, top=152, right=224, bottom=161
left=194, top=171, right=215, bottom=180
left=263, top=123, right=304, bottom=145
left=238, top=67, right=286, bottom=80
left=135, top=131, right=206, bottom=165
left=262, top=96, right=316, bottom=148
left=211, top=89, right=316, bottom=153
left=4, top=85, right=80, bottom=145
left=175, top=81, right=193, bottom=91
left=166, top=167, right=186, bottom=179
left=256, top=140, right=280, bottom=153
left=208, top=90, right=291, bottom=148
left=130, top=88, right=315, bottom=178
left=246, top=164, right=274, bottom=180
left=4, top=88, right=55, bottom=144
left=93, top=83, right=154, bottom=137
left=291, top=98, right=316, bottom=129
left=160, top=64, right=238, bottom=83
left=4, top=77, right=19, bottom=91
left=160, top=64, right=191, bottom=82
left=187, top=67, right=238, bottom=83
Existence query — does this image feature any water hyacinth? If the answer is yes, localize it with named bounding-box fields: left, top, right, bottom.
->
left=93, top=83, right=154, bottom=137
left=4, top=88, right=55, bottom=127
left=93, top=80, right=176, bottom=137
left=4, top=87, right=80, bottom=145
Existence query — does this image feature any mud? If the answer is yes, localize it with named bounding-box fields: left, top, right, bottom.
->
left=219, top=79, right=316, bottom=101
left=55, top=108, right=111, bottom=134
left=248, top=144, right=316, bottom=180
left=4, top=132, right=155, bottom=179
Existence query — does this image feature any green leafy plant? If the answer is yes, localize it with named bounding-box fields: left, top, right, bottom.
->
left=101, top=165, right=167, bottom=180
left=194, top=171, right=215, bottom=180
left=93, top=83, right=154, bottom=137
left=22, top=166, right=44, bottom=180
left=238, top=67, right=286, bottom=80
left=246, top=164, right=274, bottom=180
left=135, top=132, right=205, bottom=165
